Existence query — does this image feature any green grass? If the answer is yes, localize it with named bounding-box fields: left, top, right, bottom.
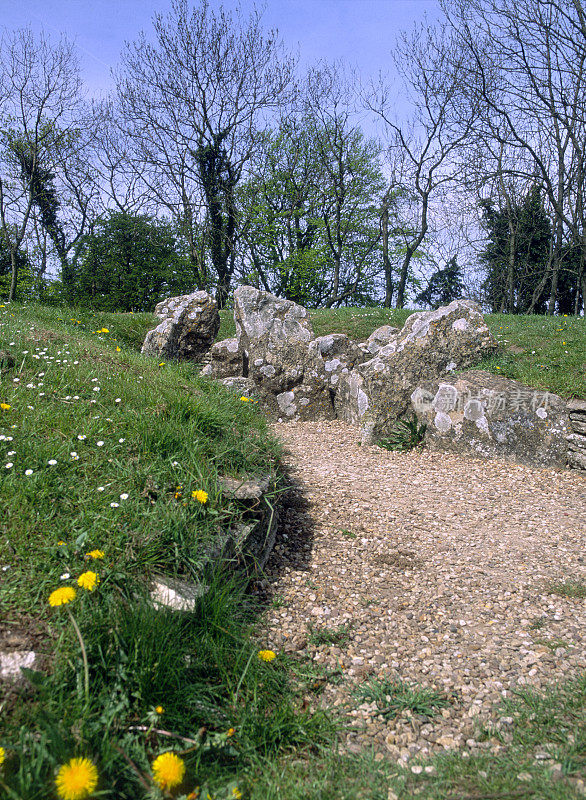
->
left=0, top=301, right=333, bottom=798
left=307, top=623, right=353, bottom=648
left=547, top=579, right=586, bottom=599
left=246, top=675, right=586, bottom=799
left=353, top=678, right=450, bottom=720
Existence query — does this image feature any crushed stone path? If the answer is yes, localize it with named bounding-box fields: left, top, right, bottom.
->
left=256, top=420, right=586, bottom=764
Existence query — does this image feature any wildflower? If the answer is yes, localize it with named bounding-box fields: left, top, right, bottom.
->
left=25, top=469, right=33, bottom=475
left=58, top=541, right=66, bottom=546
left=155, top=705, right=164, bottom=714
left=55, top=757, right=98, bottom=800
left=232, top=789, right=242, bottom=799
left=152, top=751, right=186, bottom=791
left=120, top=493, right=129, bottom=500
left=115, top=398, right=121, bottom=403
left=118, top=438, right=125, bottom=443
left=48, top=459, right=57, bottom=465
left=0, top=403, right=11, bottom=410
left=0, top=746, right=5, bottom=767
left=49, top=586, right=76, bottom=606
left=192, top=490, right=208, bottom=504
left=258, top=649, right=276, bottom=662
left=77, top=571, right=99, bottom=592
left=87, top=550, right=104, bottom=560
left=5, top=463, right=13, bottom=469
left=240, top=396, right=251, bottom=402
left=61, top=572, right=71, bottom=580
left=110, top=502, right=119, bottom=508
left=116, top=346, right=121, bottom=352
left=159, top=362, right=165, bottom=366
left=96, top=441, right=104, bottom=447
left=226, top=727, right=235, bottom=737
left=97, top=486, right=104, bottom=492
left=77, top=435, right=86, bottom=441
left=92, top=387, right=100, bottom=392
left=70, top=452, right=79, bottom=460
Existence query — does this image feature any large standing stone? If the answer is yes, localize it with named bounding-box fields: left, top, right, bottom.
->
left=233, top=286, right=314, bottom=393
left=142, top=291, right=220, bottom=361
left=411, top=370, right=571, bottom=469
left=336, top=299, right=498, bottom=438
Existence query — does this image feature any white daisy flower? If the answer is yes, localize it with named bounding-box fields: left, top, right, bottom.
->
left=110, top=502, right=119, bottom=508
left=96, top=441, right=104, bottom=447
left=120, top=493, right=129, bottom=500
left=118, top=438, right=125, bottom=443
left=97, top=486, right=105, bottom=492
left=5, top=463, right=13, bottom=469
left=25, top=469, right=33, bottom=475
left=48, top=459, right=57, bottom=466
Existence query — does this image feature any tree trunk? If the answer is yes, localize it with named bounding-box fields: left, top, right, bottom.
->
left=8, top=250, right=18, bottom=302
left=381, top=192, right=393, bottom=307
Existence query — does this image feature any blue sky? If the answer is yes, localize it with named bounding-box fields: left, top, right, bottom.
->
left=2, top=0, right=441, bottom=100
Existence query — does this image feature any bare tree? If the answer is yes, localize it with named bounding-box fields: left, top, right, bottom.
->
left=115, top=0, right=296, bottom=306
left=442, top=0, right=586, bottom=314
left=370, top=23, right=481, bottom=308
left=0, top=27, right=87, bottom=300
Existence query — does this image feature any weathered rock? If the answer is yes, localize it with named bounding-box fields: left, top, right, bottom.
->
left=218, top=474, right=271, bottom=500
left=151, top=576, right=207, bottom=612
left=201, top=337, right=243, bottom=378
left=218, top=376, right=258, bottom=397
left=411, top=370, right=571, bottom=469
left=566, top=399, right=586, bottom=471
left=234, top=286, right=314, bottom=393
left=336, top=300, right=498, bottom=439
left=0, top=650, right=36, bottom=682
left=360, top=325, right=400, bottom=356
left=142, top=291, right=220, bottom=361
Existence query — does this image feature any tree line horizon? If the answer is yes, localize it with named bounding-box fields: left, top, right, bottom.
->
left=1, top=0, right=585, bottom=316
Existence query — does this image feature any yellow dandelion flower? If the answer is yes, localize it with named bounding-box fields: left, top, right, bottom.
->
left=116, top=346, right=121, bottom=352
left=58, top=541, right=67, bottom=546
left=159, top=362, right=165, bottom=366
left=192, top=490, right=208, bottom=504
left=55, top=757, right=98, bottom=800
left=226, top=727, right=235, bottom=737
left=49, top=586, right=76, bottom=607
left=0, top=403, right=11, bottom=410
left=77, top=571, right=99, bottom=592
left=155, top=705, right=164, bottom=714
left=258, top=649, right=276, bottom=662
left=0, top=746, right=5, bottom=767
left=232, top=789, right=242, bottom=799
left=152, top=751, right=185, bottom=791
left=240, top=396, right=251, bottom=402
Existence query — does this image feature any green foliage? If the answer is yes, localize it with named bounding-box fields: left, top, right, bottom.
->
left=415, top=256, right=465, bottom=308
left=74, top=211, right=196, bottom=312
left=0, top=230, right=34, bottom=299
left=378, top=416, right=427, bottom=452
left=479, top=185, right=553, bottom=314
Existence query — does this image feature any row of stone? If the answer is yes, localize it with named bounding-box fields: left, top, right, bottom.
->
left=142, top=287, right=582, bottom=472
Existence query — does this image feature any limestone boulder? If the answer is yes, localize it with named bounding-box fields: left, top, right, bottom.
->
left=359, top=325, right=400, bottom=357
left=142, top=291, right=220, bottom=361
left=411, top=370, right=571, bottom=469
left=234, top=286, right=314, bottom=393
left=201, top=337, right=243, bottom=378
left=336, top=299, right=498, bottom=438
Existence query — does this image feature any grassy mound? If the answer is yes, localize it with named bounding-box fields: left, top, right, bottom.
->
left=0, top=302, right=332, bottom=799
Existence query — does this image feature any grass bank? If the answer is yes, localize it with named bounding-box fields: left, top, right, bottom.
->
left=0, top=302, right=332, bottom=798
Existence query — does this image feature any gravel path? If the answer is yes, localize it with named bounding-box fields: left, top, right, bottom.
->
left=257, top=420, right=586, bottom=763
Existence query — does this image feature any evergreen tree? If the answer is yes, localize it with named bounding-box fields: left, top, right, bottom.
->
left=415, top=256, right=465, bottom=308
left=479, top=185, right=552, bottom=313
